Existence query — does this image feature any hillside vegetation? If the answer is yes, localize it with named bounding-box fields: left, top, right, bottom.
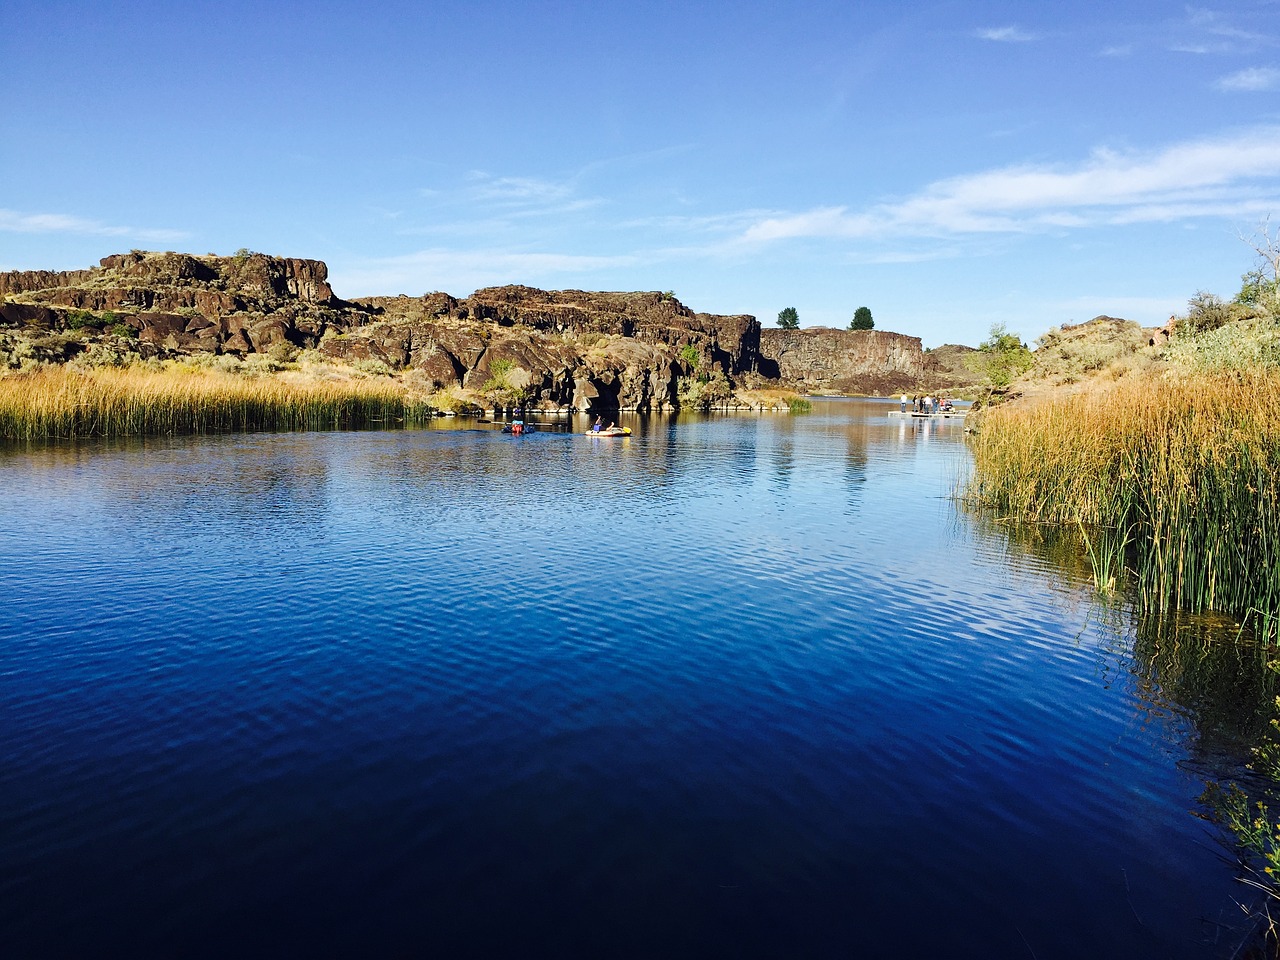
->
left=968, top=232, right=1280, bottom=636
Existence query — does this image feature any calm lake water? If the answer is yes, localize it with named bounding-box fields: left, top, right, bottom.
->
left=0, top=398, right=1269, bottom=958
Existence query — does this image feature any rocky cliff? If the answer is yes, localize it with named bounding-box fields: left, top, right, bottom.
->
left=0, top=252, right=761, bottom=412
left=758, top=328, right=929, bottom=394
left=1, top=250, right=960, bottom=408
left=0, top=251, right=345, bottom=355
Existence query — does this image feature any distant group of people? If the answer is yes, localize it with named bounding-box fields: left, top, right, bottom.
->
left=900, top=394, right=953, bottom=414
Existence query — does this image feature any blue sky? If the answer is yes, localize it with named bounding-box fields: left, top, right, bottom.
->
left=3, top=0, right=1279, bottom=346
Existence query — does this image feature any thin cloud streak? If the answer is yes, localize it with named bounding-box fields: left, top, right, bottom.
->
left=0, top=209, right=188, bottom=242
left=1216, top=66, right=1280, bottom=91
left=975, top=26, right=1039, bottom=42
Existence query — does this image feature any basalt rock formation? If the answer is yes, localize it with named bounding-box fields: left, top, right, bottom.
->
left=1, top=250, right=953, bottom=408
left=0, top=251, right=346, bottom=355
left=324, top=287, right=760, bottom=411
left=0, top=252, right=761, bottom=411
left=758, top=328, right=930, bottom=395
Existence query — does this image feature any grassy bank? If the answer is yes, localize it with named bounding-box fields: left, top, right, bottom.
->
left=0, top=365, right=436, bottom=440
left=966, top=372, right=1280, bottom=640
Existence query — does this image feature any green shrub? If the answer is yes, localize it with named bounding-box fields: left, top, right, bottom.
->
left=267, top=341, right=299, bottom=364
left=1164, top=314, right=1280, bottom=371
left=677, top=370, right=732, bottom=410
left=1184, top=290, right=1246, bottom=335
left=68, top=342, right=140, bottom=369
left=64, top=310, right=102, bottom=330
left=966, top=323, right=1033, bottom=389
left=350, top=357, right=392, bottom=377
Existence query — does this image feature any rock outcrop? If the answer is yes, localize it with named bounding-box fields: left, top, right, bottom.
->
left=0, top=252, right=763, bottom=412
left=2, top=250, right=964, bottom=407
left=0, top=251, right=346, bottom=356
left=329, top=287, right=758, bottom=411
left=758, top=328, right=929, bottom=394
left=921, top=344, right=984, bottom=391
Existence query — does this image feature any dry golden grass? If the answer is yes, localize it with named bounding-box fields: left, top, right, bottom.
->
left=967, top=372, right=1280, bottom=638
left=0, top=364, right=435, bottom=440
left=735, top=388, right=811, bottom=412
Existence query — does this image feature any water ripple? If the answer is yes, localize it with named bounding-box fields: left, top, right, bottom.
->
left=0, top=402, right=1258, bottom=959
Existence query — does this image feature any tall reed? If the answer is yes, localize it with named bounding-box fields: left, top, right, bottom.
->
left=0, top=366, right=436, bottom=440
left=966, top=372, right=1280, bottom=641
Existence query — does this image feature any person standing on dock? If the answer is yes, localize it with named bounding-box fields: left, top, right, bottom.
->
left=900, top=393, right=908, bottom=413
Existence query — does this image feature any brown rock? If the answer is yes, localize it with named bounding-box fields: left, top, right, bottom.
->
left=758, top=328, right=927, bottom=394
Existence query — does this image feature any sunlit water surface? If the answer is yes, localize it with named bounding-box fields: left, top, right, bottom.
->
left=0, top=400, right=1264, bottom=958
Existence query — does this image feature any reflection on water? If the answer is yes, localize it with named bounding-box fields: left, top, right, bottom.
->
left=976, top=515, right=1279, bottom=753
left=0, top=399, right=1271, bottom=959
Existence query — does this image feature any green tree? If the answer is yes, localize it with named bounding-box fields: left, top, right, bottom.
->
left=849, top=306, right=874, bottom=330
left=777, top=307, right=799, bottom=329
left=966, top=323, right=1033, bottom=390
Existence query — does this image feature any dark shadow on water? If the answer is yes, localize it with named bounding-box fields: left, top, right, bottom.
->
left=971, top=515, right=1279, bottom=751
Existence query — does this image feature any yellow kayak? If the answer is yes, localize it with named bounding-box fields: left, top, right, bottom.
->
left=585, top=427, right=631, bottom=437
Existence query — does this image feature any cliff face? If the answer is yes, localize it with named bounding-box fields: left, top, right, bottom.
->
left=0, top=252, right=761, bottom=412
left=2, top=250, right=963, bottom=407
left=329, top=287, right=759, bottom=410
left=0, top=251, right=344, bottom=355
left=758, top=328, right=927, bottom=394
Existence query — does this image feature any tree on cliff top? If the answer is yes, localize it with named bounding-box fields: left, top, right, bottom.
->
left=849, top=307, right=874, bottom=330
left=777, top=307, right=799, bottom=329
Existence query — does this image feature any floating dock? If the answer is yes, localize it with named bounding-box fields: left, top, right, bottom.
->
left=887, top=410, right=969, bottom=420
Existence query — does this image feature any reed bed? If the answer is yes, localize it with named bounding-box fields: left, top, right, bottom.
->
left=966, top=372, right=1280, bottom=640
left=0, top=366, right=436, bottom=440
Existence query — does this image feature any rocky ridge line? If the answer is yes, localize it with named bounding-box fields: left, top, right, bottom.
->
left=1, top=250, right=954, bottom=408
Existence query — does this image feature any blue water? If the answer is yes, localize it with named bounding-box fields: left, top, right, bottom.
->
left=0, top=400, right=1261, bottom=958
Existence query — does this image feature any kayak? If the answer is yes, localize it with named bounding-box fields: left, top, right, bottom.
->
left=585, top=427, right=631, bottom=437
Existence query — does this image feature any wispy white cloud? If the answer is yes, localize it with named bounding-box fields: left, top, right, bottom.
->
left=975, top=26, right=1039, bottom=43
left=617, top=211, right=774, bottom=234
left=414, top=171, right=604, bottom=224
left=1168, top=7, right=1276, bottom=53
left=0, top=208, right=188, bottom=242
left=1184, top=6, right=1273, bottom=44
left=736, top=128, right=1280, bottom=244
left=1216, top=66, right=1280, bottom=91
left=334, top=248, right=640, bottom=297
left=465, top=172, right=575, bottom=205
